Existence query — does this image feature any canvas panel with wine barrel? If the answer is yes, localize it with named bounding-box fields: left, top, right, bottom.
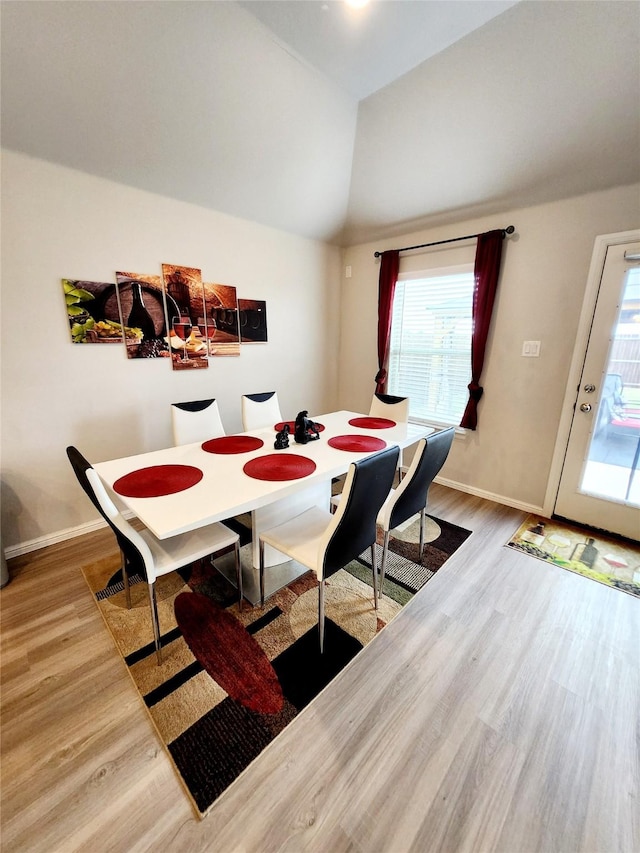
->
left=203, top=282, right=240, bottom=357
left=114, top=272, right=172, bottom=360
left=161, top=264, right=209, bottom=371
left=62, top=279, right=126, bottom=344
left=238, top=298, right=268, bottom=343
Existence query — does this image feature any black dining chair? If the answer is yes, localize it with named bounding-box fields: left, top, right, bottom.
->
left=258, top=445, right=400, bottom=652
left=66, top=446, right=241, bottom=664
left=377, top=427, right=455, bottom=590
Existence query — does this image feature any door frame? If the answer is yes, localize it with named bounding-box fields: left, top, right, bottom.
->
left=544, top=229, right=640, bottom=519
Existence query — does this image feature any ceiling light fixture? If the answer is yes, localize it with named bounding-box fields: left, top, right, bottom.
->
left=345, top=0, right=370, bottom=9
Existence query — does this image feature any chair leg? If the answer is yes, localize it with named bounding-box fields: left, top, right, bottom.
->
left=259, top=539, right=266, bottom=607
left=233, top=540, right=243, bottom=612
left=121, top=550, right=131, bottom=609
left=148, top=582, right=162, bottom=665
left=371, top=543, right=378, bottom=610
left=380, top=530, right=390, bottom=595
left=319, top=579, right=325, bottom=653
left=418, top=507, right=426, bottom=565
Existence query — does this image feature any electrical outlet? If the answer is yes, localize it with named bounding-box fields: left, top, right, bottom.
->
left=345, top=265, right=352, bottom=279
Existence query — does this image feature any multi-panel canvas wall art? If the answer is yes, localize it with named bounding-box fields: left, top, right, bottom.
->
left=63, top=267, right=269, bottom=365
left=238, top=299, right=268, bottom=343
left=62, top=279, right=125, bottom=344
left=115, top=272, right=171, bottom=360
left=161, top=264, right=209, bottom=371
left=204, top=282, right=240, bottom=356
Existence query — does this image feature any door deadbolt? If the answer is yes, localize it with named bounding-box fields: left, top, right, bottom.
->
left=579, top=403, right=592, bottom=413
left=583, top=384, right=596, bottom=393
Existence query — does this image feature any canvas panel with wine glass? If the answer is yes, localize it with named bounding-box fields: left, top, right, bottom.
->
left=161, top=264, right=209, bottom=371
left=203, top=282, right=240, bottom=357
left=114, top=272, right=172, bottom=360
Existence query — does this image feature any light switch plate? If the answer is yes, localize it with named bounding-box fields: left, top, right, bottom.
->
left=522, top=340, right=541, bottom=357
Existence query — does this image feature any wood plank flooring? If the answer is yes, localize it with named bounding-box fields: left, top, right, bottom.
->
left=1, top=485, right=638, bottom=852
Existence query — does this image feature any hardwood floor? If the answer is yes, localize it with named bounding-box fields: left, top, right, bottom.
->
left=1, top=486, right=639, bottom=852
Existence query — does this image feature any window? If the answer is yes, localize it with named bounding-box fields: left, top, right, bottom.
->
left=387, top=265, right=474, bottom=426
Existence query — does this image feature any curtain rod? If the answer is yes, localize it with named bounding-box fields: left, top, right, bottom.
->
left=373, top=225, right=515, bottom=258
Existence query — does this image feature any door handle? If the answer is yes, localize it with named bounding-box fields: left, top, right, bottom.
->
left=579, top=403, right=592, bottom=413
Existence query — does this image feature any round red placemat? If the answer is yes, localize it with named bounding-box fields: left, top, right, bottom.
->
left=113, top=464, right=203, bottom=498
left=328, top=435, right=387, bottom=452
left=243, top=454, right=316, bottom=481
left=274, top=421, right=325, bottom=433
left=201, top=435, right=265, bottom=454
left=348, top=416, right=396, bottom=429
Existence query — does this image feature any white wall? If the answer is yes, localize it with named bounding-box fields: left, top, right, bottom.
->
left=339, top=184, right=640, bottom=511
left=1, top=150, right=341, bottom=553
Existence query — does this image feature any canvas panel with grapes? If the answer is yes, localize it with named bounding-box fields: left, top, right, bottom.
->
left=62, top=279, right=127, bottom=344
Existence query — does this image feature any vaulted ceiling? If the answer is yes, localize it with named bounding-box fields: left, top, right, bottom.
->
left=1, top=1, right=638, bottom=246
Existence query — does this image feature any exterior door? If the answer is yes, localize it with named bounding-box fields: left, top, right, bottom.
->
left=554, top=233, right=640, bottom=540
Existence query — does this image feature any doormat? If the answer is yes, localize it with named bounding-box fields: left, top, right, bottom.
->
left=82, top=513, right=471, bottom=819
left=507, top=515, right=640, bottom=599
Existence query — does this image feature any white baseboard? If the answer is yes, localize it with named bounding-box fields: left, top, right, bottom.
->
left=4, top=482, right=542, bottom=561
left=4, top=518, right=110, bottom=560
left=434, top=476, right=544, bottom=516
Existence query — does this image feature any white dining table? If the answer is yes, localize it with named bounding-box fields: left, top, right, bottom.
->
left=94, top=411, right=432, bottom=596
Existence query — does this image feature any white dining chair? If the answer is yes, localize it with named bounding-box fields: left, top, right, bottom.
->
left=171, top=398, right=226, bottom=446
left=369, top=392, right=410, bottom=423
left=376, top=427, right=454, bottom=591
left=241, top=391, right=283, bottom=431
left=331, top=392, right=411, bottom=512
left=67, top=446, right=242, bottom=665
left=258, top=445, right=399, bottom=652
left=370, top=393, right=410, bottom=477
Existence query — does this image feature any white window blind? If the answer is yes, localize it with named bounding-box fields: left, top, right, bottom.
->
left=388, top=267, right=474, bottom=426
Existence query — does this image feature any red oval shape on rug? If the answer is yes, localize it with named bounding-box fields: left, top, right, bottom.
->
left=174, top=592, right=283, bottom=715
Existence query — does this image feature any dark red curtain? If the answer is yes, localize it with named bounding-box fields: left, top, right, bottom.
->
left=375, top=250, right=400, bottom=394
left=460, top=230, right=504, bottom=430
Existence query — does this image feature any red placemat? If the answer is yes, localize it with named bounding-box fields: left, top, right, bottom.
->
left=274, top=421, right=325, bottom=433
left=348, top=416, right=396, bottom=429
left=202, top=435, right=265, bottom=454
left=243, top=454, right=316, bottom=481
left=113, top=464, right=203, bottom=498
left=328, top=435, right=387, bottom=452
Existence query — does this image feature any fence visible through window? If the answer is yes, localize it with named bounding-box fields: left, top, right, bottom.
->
left=387, top=267, right=473, bottom=426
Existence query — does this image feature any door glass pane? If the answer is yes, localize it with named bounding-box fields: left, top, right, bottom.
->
left=581, top=266, right=640, bottom=506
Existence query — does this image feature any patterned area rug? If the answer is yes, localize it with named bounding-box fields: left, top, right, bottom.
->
left=82, top=513, right=471, bottom=818
left=507, top=515, right=640, bottom=599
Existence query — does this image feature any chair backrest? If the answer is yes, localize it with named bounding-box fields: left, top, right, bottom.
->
left=319, top=445, right=400, bottom=580
left=171, top=398, right=225, bottom=446
left=66, top=446, right=154, bottom=581
left=241, top=391, right=282, bottom=431
left=379, top=427, right=455, bottom=532
left=369, top=393, right=409, bottom=423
